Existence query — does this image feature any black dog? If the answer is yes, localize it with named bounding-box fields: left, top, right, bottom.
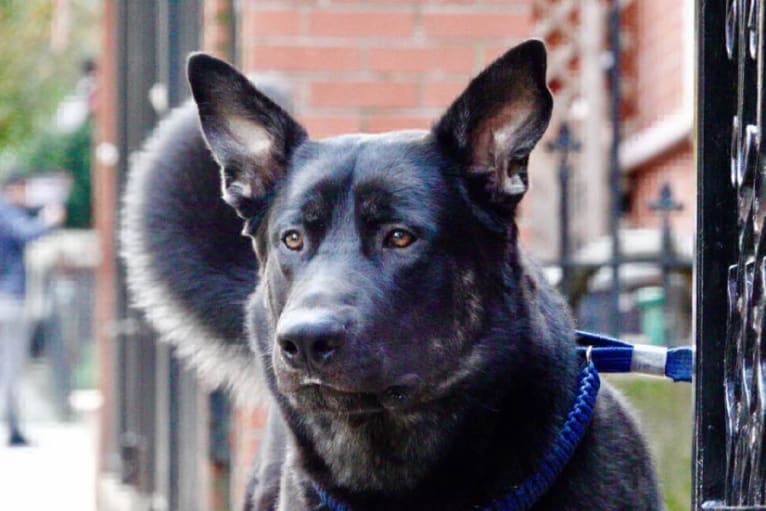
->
left=122, top=40, right=661, bottom=510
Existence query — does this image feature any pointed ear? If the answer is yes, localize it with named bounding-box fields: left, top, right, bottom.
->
left=433, top=39, right=553, bottom=209
left=187, top=53, right=307, bottom=218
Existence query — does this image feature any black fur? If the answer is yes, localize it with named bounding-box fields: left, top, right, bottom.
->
left=122, top=40, right=662, bottom=510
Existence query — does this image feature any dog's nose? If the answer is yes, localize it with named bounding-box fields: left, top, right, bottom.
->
left=277, top=312, right=345, bottom=370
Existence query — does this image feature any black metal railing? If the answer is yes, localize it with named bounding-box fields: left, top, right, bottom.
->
left=113, top=1, right=211, bottom=510
left=695, top=0, right=766, bottom=508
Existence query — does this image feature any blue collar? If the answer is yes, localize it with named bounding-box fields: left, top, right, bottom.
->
left=313, top=359, right=600, bottom=511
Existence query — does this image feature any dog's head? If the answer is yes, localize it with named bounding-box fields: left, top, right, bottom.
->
left=187, top=40, right=552, bottom=415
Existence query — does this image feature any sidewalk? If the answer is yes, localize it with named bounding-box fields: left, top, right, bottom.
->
left=0, top=363, right=98, bottom=511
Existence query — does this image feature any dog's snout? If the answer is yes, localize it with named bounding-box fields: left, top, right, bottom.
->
left=277, top=312, right=346, bottom=370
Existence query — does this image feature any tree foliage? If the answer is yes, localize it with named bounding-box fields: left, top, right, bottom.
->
left=25, top=119, right=93, bottom=228
left=0, top=0, right=99, bottom=162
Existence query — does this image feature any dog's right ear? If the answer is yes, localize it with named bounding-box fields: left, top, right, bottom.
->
left=187, top=53, right=307, bottom=219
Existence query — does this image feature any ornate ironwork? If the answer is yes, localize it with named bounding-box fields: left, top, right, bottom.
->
left=724, top=0, right=766, bottom=505
left=650, top=183, right=683, bottom=344
left=546, top=122, right=581, bottom=299
left=698, top=0, right=766, bottom=508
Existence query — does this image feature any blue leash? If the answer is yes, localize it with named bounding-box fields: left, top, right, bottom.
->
left=484, top=359, right=600, bottom=511
left=313, top=332, right=693, bottom=511
left=575, top=330, right=694, bottom=382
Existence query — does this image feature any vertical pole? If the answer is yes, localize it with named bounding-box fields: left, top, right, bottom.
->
left=95, top=0, right=120, bottom=483
left=650, top=182, right=683, bottom=345
left=560, top=161, right=571, bottom=299
left=227, top=0, right=238, bottom=65
left=166, top=2, right=181, bottom=506
left=694, top=0, right=737, bottom=507
left=163, top=3, right=202, bottom=509
left=660, top=211, right=672, bottom=343
left=169, top=353, right=180, bottom=511
left=581, top=0, right=610, bottom=247
left=116, top=0, right=158, bottom=493
left=547, top=123, right=580, bottom=302
left=608, top=0, right=622, bottom=337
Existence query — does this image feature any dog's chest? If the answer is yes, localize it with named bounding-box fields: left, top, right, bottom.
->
left=302, top=412, right=452, bottom=494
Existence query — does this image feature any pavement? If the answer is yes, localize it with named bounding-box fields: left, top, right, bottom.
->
left=0, top=362, right=98, bottom=511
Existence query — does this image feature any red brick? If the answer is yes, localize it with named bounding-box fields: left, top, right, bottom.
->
left=310, top=81, right=419, bottom=108
left=203, top=0, right=232, bottom=55
left=230, top=403, right=270, bottom=509
left=366, top=114, right=434, bottom=132
left=308, top=10, right=415, bottom=38
left=301, top=115, right=362, bottom=138
left=627, top=143, right=694, bottom=233
left=358, top=0, right=481, bottom=3
left=482, top=44, right=517, bottom=66
left=367, top=46, right=475, bottom=74
left=422, top=80, right=468, bottom=108
left=422, top=11, right=530, bottom=39
left=248, top=9, right=301, bottom=36
left=235, top=405, right=268, bottom=430
left=335, top=0, right=481, bottom=3
left=247, top=45, right=361, bottom=71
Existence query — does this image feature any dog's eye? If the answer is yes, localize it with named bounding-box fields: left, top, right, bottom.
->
left=282, top=230, right=304, bottom=251
left=384, top=228, right=416, bottom=249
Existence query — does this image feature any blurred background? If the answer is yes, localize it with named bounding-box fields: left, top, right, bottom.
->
left=0, top=0, right=694, bottom=510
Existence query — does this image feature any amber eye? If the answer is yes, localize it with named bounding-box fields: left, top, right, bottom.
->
left=384, top=228, right=416, bottom=249
left=282, top=230, right=304, bottom=251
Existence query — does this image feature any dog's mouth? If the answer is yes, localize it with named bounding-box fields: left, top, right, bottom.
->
left=290, top=378, right=422, bottom=415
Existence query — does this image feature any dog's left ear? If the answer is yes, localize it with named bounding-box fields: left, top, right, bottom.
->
left=433, top=39, right=553, bottom=209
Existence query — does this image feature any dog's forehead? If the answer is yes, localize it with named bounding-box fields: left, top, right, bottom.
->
left=283, top=130, right=441, bottom=205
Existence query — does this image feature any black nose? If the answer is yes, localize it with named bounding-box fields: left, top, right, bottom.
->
left=277, top=313, right=346, bottom=370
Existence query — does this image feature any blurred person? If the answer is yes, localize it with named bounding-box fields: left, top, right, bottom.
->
left=0, top=173, right=64, bottom=446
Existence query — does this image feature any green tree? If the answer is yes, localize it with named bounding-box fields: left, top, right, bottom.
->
left=25, top=119, right=93, bottom=228
left=0, top=0, right=99, bottom=163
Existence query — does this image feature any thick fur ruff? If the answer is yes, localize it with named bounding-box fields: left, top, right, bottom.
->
left=121, top=102, right=265, bottom=402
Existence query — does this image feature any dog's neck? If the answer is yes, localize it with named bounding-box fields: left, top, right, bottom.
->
left=281, top=327, right=580, bottom=510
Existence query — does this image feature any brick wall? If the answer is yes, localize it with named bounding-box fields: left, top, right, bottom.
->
left=230, top=406, right=269, bottom=509
left=203, top=0, right=235, bottom=59
left=632, top=0, right=686, bottom=134
left=239, top=1, right=532, bottom=138
left=624, top=0, right=694, bottom=234
left=94, top=0, right=119, bottom=491
left=627, top=142, right=695, bottom=235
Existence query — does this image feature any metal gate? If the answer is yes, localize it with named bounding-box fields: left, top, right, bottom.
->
left=111, top=2, right=227, bottom=510
left=695, top=0, right=766, bottom=508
